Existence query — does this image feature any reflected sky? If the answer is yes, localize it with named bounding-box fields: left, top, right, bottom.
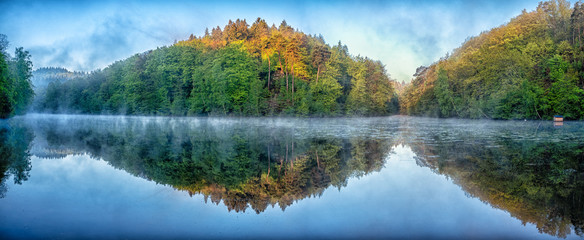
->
left=0, top=148, right=555, bottom=239
left=0, top=115, right=582, bottom=239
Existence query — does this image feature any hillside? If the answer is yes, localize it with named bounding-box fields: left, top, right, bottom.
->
left=39, top=18, right=399, bottom=116
left=31, top=67, right=86, bottom=112
left=401, top=0, right=584, bottom=120
left=31, top=67, right=85, bottom=89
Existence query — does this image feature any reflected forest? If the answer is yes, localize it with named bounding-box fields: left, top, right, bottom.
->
left=13, top=116, right=392, bottom=213
left=1, top=116, right=583, bottom=238
left=404, top=121, right=584, bottom=238
left=0, top=122, right=33, bottom=198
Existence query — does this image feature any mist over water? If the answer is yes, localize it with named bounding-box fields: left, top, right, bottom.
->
left=0, top=114, right=582, bottom=239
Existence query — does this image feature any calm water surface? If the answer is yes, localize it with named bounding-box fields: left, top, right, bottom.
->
left=0, top=114, right=582, bottom=239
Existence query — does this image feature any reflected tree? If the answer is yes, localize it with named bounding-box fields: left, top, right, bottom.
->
left=0, top=122, right=33, bottom=198
left=25, top=117, right=393, bottom=213
left=407, top=124, right=584, bottom=238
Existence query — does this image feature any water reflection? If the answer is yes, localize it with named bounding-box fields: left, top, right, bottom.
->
left=1, top=115, right=583, bottom=238
left=15, top=115, right=393, bottom=213
left=0, top=122, right=33, bottom=198
left=401, top=119, right=584, bottom=238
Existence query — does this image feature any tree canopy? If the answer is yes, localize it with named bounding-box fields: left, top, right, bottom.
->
left=38, top=19, right=399, bottom=117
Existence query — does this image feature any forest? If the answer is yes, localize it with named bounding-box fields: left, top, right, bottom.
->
left=35, top=19, right=399, bottom=116
left=401, top=0, right=584, bottom=120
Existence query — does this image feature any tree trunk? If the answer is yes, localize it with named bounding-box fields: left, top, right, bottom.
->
left=292, top=61, right=295, bottom=106
left=278, top=54, right=284, bottom=74
left=267, top=57, right=271, bottom=90
left=267, top=145, right=271, bottom=183
left=285, top=71, right=289, bottom=93
left=291, top=142, right=294, bottom=169
left=316, top=150, right=320, bottom=169
left=316, top=65, right=321, bottom=84
left=279, top=53, right=288, bottom=93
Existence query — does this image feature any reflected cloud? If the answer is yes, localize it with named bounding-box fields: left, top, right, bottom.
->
left=2, top=115, right=583, bottom=239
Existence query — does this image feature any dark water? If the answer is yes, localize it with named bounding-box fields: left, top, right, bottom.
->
left=0, top=114, right=582, bottom=239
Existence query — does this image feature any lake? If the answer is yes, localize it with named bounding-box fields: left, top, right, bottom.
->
left=1, top=114, right=582, bottom=239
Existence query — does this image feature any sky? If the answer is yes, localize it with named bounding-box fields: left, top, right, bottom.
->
left=0, top=0, right=542, bottom=82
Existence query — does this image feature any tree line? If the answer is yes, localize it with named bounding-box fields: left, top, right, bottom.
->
left=37, top=19, right=399, bottom=116
left=401, top=0, right=584, bottom=120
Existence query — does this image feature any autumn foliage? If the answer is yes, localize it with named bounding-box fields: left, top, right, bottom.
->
left=401, top=0, right=584, bottom=120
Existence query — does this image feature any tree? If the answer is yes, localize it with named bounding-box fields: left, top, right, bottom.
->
left=8, top=47, right=34, bottom=115
left=570, top=1, right=584, bottom=44
left=0, top=51, right=12, bottom=118
left=347, top=58, right=394, bottom=115
left=250, top=18, right=269, bottom=40
left=311, top=45, right=331, bottom=83
left=223, top=19, right=249, bottom=43
left=0, top=35, right=34, bottom=118
left=310, top=60, right=342, bottom=115
left=346, top=59, right=369, bottom=115
left=285, top=33, right=307, bottom=105
left=211, top=42, right=261, bottom=115
left=434, top=68, right=455, bottom=117
left=545, top=55, right=584, bottom=119
left=0, top=34, right=8, bottom=56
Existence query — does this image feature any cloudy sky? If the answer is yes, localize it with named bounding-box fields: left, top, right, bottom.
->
left=0, top=0, right=541, bottom=82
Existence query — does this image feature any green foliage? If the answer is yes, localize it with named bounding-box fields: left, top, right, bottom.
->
left=347, top=58, right=395, bottom=115
left=309, top=79, right=342, bottom=115
left=0, top=52, right=12, bottom=119
left=495, top=79, right=545, bottom=119
left=0, top=35, right=34, bottom=119
left=9, top=47, right=34, bottom=115
left=434, top=68, right=455, bottom=117
left=210, top=42, right=261, bottom=115
left=35, top=20, right=399, bottom=117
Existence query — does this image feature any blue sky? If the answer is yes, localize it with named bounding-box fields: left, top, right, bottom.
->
left=0, top=0, right=541, bottom=82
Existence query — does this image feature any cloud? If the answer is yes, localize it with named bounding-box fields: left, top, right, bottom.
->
left=298, top=0, right=541, bottom=81
left=0, top=0, right=196, bottom=72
